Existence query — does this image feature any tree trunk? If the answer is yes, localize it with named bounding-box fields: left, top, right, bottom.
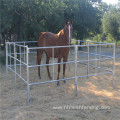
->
left=78, top=40, right=84, bottom=50
left=116, top=36, right=117, bottom=47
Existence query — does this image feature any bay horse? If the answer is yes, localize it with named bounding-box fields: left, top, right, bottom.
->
left=37, top=20, right=73, bottom=86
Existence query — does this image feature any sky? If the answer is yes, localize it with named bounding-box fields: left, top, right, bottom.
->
left=102, top=0, right=118, bottom=5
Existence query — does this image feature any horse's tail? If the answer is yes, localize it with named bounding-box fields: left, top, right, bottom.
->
left=36, top=32, right=41, bottom=65
left=36, top=49, right=38, bottom=65
left=36, top=32, right=43, bottom=65
left=38, top=32, right=42, bottom=40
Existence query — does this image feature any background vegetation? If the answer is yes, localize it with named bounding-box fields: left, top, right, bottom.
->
left=0, top=0, right=120, bottom=47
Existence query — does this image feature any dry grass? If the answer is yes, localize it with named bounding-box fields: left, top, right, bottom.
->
left=0, top=48, right=120, bottom=120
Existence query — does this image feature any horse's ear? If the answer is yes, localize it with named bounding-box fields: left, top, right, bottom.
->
left=65, top=19, right=68, bottom=24
left=70, top=19, right=73, bottom=24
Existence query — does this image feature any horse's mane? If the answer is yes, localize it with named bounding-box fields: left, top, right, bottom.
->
left=57, top=26, right=68, bottom=38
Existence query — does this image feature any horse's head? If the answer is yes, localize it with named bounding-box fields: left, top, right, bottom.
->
left=64, top=19, right=73, bottom=44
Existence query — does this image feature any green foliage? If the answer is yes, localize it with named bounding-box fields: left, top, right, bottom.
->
left=101, top=6, right=120, bottom=45
left=102, top=11, right=119, bottom=37
left=93, top=34, right=102, bottom=42
left=93, top=33, right=119, bottom=45
left=98, top=2, right=110, bottom=16
left=1, top=0, right=119, bottom=46
left=117, top=40, right=120, bottom=46
left=71, top=0, right=101, bottom=39
left=0, top=0, right=101, bottom=43
left=106, top=34, right=115, bottom=43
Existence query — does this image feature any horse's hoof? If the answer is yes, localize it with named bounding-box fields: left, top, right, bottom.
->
left=57, top=82, right=60, bottom=86
left=49, top=77, right=52, bottom=80
left=63, top=80, right=66, bottom=83
left=39, top=76, right=41, bottom=79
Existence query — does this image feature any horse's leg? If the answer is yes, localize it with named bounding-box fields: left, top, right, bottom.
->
left=37, top=49, right=43, bottom=79
left=46, top=56, right=52, bottom=79
left=57, top=57, right=62, bottom=86
left=63, top=57, right=68, bottom=83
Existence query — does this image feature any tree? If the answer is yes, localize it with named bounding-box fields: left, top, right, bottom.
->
left=0, top=0, right=102, bottom=45
left=68, top=0, right=101, bottom=40
left=102, top=7, right=119, bottom=45
left=118, top=0, right=120, bottom=7
left=98, top=2, right=110, bottom=15
left=0, top=0, right=65, bottom=42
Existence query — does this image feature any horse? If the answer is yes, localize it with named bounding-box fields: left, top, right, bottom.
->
left=37, top=19, right=73, bottom=86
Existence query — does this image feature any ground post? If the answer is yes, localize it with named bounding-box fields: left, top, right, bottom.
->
left=87, top=42, right=90, bottom=78
left=112, top=44, right=115, bottom=89
left=26, top=46, right=30, bottom=104
left=74, top=45, right=78, bottom=96
left=6, top=43, right=8, bottom=78
left=14, top=43, right=16, bottom=89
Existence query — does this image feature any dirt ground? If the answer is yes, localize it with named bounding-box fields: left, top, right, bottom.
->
left=0, top=48, right=120, bottom=120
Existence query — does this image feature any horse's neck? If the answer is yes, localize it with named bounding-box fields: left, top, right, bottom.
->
left=57, top=29, right=69, bottom=45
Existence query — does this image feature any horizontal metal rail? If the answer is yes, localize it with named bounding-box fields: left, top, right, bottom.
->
left=6, top=40, right=115, bottom=46
left=29, top=57, right=113, bottom=68
left=6, top=41, right=37, bottom=44
left=8, top=64, right=25, bottom=66
left=28, top=43, right=115, bottom=50
left=14, top=43, right=28, bottom=48
left=78, top=62, right=112, bottom=72
left=8, top=62, right=112, bottom=74
left=8, top=55, right=27, bottom=65
left=7, top=66, right=14, bottom=72
left=8, top=66, right=27, bottom=84
left=8, top=52, right=36, bottom=55
left=15, top=72, right=27, bottom=84
left=72, top=40, right=113, bottom=44
left=29, top=77, right=76, bottom=85
left=79, top=51, right=113, bottom=58
left=77, top=71, right=113, bottom=78
left=8, top=50, right=113, bottom=59
left=28, top=71, right=112, bottom=86
left=8, top=53, right=26, bottom=55
left=88, top=63, right=112, bottom=72
left=8, top=51, right=113, bottom=59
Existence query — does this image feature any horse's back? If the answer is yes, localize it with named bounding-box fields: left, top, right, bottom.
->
left=38, top=32, right=58, bottom=47
left=38, top=32, right=69, bottom=58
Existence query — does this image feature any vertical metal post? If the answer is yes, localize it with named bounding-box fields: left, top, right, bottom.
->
left=40, top=61, right=42, bottom=79
left=87, top=42, right=89, bottom=78
left=95, top=45, right=98, bottom=74
left=26, top=46, right=30, bottom=104
left=24, top=42, right=26, bottom=62
left=112, top=44, right=115, bottom=89
left=98, top=44, right=101, bottom=68
left=19, top=46, right=21, bottom=76
left=68, top=25, right=71, bottom=44
left=74, top=45, right=78, bottom=96
left=9, top=44, right=11, bottom=68
left=52, top=48, right=54, bottom=80
left=68, top=48, right=71, bottom=72
left=6, top=43, right=8, bottom=78
left=14, top=43, right=16, bottom=89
